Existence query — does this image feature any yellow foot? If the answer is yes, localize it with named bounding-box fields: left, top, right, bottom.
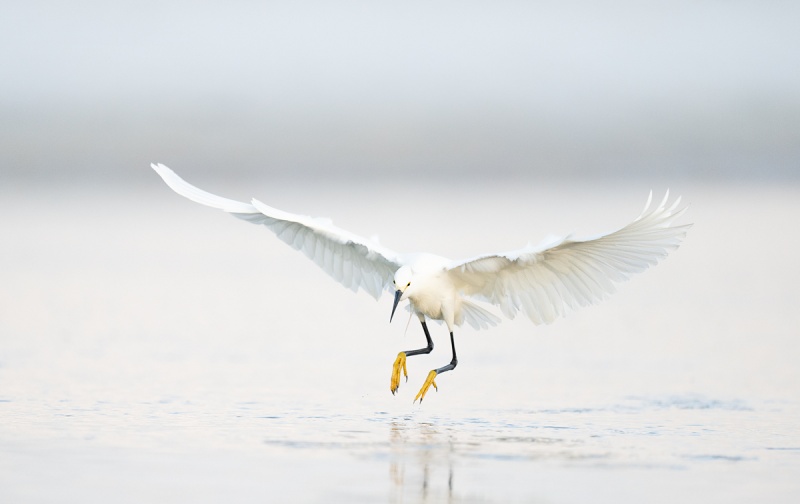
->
left=390, top=352, right=408, bottom=395
left=414, top=370, right=438, bottom=403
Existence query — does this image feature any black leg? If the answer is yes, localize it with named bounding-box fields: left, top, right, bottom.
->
left=414, top=331, right=458, bottom=403
left=405, top=321, right=434, bottom=357
left=434, top=332, right=458, bottom=374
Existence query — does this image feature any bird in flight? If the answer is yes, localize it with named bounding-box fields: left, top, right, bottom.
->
left=152, top=163, right=690, bottom=402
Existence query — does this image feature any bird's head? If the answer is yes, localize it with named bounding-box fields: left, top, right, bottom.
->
left=389, top=266, right=413, bottom=322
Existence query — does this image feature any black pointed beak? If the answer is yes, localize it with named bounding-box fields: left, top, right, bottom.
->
left=390, top=289, right=403, bottom=322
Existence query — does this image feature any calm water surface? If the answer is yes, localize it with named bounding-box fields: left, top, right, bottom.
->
left=1, top=180, right=798, bottom=502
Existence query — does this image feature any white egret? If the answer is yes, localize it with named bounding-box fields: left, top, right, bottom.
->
left=152, top=163, right=691, bottom=402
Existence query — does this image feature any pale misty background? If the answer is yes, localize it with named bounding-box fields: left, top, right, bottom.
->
left=2, top=2, right=800, bottom=503
left=2, top=0, right=798, bottom=184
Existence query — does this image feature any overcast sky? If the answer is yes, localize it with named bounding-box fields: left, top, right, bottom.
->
left=2, top=1, right=798, bottom=183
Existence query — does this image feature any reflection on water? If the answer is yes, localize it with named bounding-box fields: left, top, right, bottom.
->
left=242, top=394, right=799, bottom=502
left=389, top=421, right=454, bottom=503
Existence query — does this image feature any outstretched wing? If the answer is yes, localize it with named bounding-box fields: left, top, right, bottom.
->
left=447, top=192, right=691, bottom=324
left=151, top=163, right=401, bottom=299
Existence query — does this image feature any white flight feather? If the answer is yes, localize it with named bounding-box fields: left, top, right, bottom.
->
left=153, top=163, right=691, bottom=329
left=151, top=163, right=401, bottom=299
left=447, top=190, right=692, bottom=325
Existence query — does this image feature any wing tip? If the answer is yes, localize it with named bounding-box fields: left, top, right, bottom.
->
left=151, top=162, right=171, bottom=176
left=150, top=162, right=259, bottom=214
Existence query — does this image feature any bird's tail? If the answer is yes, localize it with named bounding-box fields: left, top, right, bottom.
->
left=459, top=299, right=502, bottom=330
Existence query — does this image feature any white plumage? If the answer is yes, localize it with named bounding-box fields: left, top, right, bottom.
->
left=153, top=163, right=401, bottom=299
left=152, top=163, right=691, bottom=400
